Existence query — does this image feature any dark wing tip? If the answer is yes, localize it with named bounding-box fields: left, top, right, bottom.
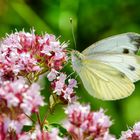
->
left=127, top=33, right=140, bottom=49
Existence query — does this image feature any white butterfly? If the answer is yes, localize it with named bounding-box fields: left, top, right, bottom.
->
left=71, top=33, right=140, bottom=100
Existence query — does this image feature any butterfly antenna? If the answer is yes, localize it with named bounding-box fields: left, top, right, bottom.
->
left=70, top=18, right=77, bottom=50
left=66, top=71, right=76, bottom=80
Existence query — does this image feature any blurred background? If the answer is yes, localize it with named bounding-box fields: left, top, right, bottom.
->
left=1, top=0, right=140, bottom=138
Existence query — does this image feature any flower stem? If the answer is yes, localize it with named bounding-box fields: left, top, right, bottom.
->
left=24, top=113, right=35, bottom=123
left=36, top=112, right=42, bottom=130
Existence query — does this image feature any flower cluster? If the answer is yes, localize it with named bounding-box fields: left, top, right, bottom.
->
left=0, top=79, right=44, bottom=139
left=120, top=122, right=140, bottom=140
left=1, top=29, right=136, bottom=140
left=0, top=29, right=78, bottom=105
left=48, top=69, right=77, bottom=103
left=0, top=30, right=78, bottom=139
left=64, top=102, right=115, bottom=140
left=0, top=29, right=67, bottom=82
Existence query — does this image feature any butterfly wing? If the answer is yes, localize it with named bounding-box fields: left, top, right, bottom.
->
left=71, top=32, right=140, bottom=100
left=82, top=32, right=140, bottom=55
left=78, top=60, right=134, bottom=100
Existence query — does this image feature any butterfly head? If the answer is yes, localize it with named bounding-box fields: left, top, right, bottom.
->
left=71, top=50, right=85, bottom=72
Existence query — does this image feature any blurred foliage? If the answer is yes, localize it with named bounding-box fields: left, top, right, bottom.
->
left=1, top=0, right=140, bottom=138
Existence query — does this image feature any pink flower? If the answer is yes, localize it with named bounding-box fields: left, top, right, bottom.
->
left=0, top=114, right=31, bottom=139
left=0, top=79, right=44, bottom=116
left=95, top=131, right=116, bottom=140
left=40, top=34, right=67, bottom=60
left=2, top=33, right=22, bottom=49
left=3, top=116, right=31, bottom=134
left=68, top=79, right=77, bottom=88
left=133, top=122, right=140, bottom=136
left=120, top=121, right=140, bottom=140
left=4, top=92, right=20, bottom=107
left=41, top=44, right=52, bottom=56
left=65, top=102, right=90, bottom=125
left=50, top=72, right=77, bottom=103
left=18, top=125, right=65, bottom=140
left=18, top=52, right=41, bottom=72
left=21, top=83, right=45, bottom=115
left=47, top=69, right=59, bottom=81
left=54, top=73, right=67, bottom=95
left=64, top=102, right=114, bottom=140
left=93, top=109, right=112, bottom=128
left=0, top=79, right=45, bottom=138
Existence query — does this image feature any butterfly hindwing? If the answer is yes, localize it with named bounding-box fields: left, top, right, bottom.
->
left=79, top=60, right=135, bottom=100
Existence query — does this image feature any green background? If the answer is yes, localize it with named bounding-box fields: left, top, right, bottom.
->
left=1, top=0, right=140, bottom=138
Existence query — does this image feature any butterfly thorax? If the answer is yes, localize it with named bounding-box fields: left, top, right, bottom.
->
left=71, top=50, right=85, bottom=73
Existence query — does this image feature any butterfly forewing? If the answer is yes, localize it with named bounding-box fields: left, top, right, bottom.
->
left=82, top=33, right=140, bottom=55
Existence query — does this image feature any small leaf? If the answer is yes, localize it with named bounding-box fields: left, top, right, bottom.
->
left=49, top=94, right=60, bottom=111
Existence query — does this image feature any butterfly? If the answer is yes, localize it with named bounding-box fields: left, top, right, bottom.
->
left=71, top=33, right=140, bottom=100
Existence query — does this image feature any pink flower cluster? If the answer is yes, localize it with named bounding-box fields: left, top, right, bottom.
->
left=120, top=122, right=140, bottom=140
left=48, top=69, right=77, bottom=103
left=0, top=29, right=78, bottom=104
left=64, top=102, right=115, bottom=140
left=0, top=30, right=78, bottom=139
left=0, top=29, right=67, bottom=82
left=0, top=79, right=44, bottom=139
